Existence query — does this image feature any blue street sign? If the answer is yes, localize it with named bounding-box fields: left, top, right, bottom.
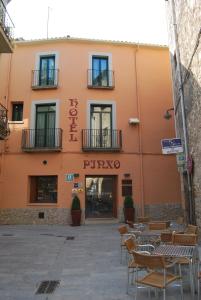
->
left=161, top=138, right=183, bottom=154
left=65, top=173, right=74, bottom=182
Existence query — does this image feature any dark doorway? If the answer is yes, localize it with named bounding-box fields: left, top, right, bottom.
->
left=85, top=176, right=116, bottom=218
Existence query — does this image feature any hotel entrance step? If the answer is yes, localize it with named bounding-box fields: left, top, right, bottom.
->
left=84, top=218, right=119, bottom=224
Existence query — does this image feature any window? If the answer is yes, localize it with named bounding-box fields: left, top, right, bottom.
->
left=39, top=55, right=55, bottom=86
left=35, top=104, right=56, bottom=147
left=12, top=103, right=23, bottom=121
left=122, top=180, right=132, bottom=197
left=92, top=56, right=109, bottom=87
left=30, top=176, right=57, bottom=203
left=90, top=105, right=112, bottom=148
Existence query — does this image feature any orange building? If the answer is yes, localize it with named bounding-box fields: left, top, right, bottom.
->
left=0, top=37, right=182, bottom=224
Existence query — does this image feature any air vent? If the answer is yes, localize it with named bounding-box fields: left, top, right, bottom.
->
left=36, top=280, right=60, bottom=294
left=66, top=236, right=75, bottom=240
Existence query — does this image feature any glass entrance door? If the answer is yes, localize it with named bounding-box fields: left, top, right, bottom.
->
left=85, top=176, right=116, bottom=218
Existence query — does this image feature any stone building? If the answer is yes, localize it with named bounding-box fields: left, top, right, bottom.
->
left=165, top=0, right=201, bottom=226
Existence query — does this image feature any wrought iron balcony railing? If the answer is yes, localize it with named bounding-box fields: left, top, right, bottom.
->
left=82, top=129, right=122, bottom=151
left=87, top=69, right=115, bottom=89
left=22, top=128, right=63, bottom=151
left=0, top=103, right=9, bottom=139
left=0, top=0, right=14, bottom=41
left=31, top=69, right=59, bottom=89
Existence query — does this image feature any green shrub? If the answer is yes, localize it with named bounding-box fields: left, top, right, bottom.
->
left=124, top=196, right=134, bottom=208
left=71, top=195, right=81, bottom=210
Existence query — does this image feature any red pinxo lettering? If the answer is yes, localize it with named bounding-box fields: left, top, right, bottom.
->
left=83, top=160, right=121, bottom=169
left=90, top=160, right=96, bottom=169
left=97, top=160, right=105, bottom=169
left=114, top=160, right=120, bottom=169
left=106, top=160, right=113, bottom=168
left=83, top=160, right=90, bottom=169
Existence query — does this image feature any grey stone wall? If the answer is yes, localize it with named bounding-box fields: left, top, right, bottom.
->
left=0, top=208, right=71, bottom=225
left=118, top=203, right=182, bottom=222
left=166, top=0, right=201, bottom=227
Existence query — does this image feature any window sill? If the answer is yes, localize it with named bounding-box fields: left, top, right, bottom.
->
left=8, top=121, right=24, bottom=124
left=27, top=203, right=58, bottom=207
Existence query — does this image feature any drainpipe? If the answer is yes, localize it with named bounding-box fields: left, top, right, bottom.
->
left=168, top=0, right=194, bottom=223
left=134, top=45, right=145, bottom=217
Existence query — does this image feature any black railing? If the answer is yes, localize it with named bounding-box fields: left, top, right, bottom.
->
left=31, top=69, right=59, bottom=89
left=0, top=0, right=14, bottom=40
left=0, top=103, right=9, bottom=139
left=22, top=128, right=63, bottom=151
left=82, top=129, right=122, bottom=151
left=87, top=69, right=115, bottom=88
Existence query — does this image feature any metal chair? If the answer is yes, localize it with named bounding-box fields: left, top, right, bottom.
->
left=124, top=237, right=153, bottom=294
left=118, top=225, right=139, bottom=263
left=132, top=250, right=183, bottom=300
left=148, top=221, right=170, bottom=230
left=160, top=232, right=173, bottom=244
left=185, top=224, right=198, bottom=234
left=172, top=232, right=198, bottom=298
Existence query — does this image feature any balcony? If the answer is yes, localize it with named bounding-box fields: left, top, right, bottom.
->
left=22, top=128, right=63, bottom=152
left=0, top=0, right=14, bottom=53
left=31, top=69, right=59, bottom=90
left=0, top=103, right=9, bottom=140
left=82, top=129, right=122, bottom=152
left=87, top=69, right=115, bottom=89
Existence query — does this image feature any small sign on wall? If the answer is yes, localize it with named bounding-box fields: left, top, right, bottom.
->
left=74, top=182, right=82, bottom=188
left=65, top=174, right=74, bottom=182
left=161, top=138, right=183, bottom=154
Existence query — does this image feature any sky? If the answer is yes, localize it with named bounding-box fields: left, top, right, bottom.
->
left=7, top=0, right=168, bottom=44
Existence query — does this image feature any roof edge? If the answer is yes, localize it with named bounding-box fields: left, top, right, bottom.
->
left=14, top=36, right=168, bottom=49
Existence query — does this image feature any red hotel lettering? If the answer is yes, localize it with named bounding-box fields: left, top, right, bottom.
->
left=68, top=98, right=78, bottom=142
left=68, top=117, right=78, bottom=124
left=69, top=108, right=78, bottom=116
left=83, top=160, right=120, bottom=169
left=69, top=134, right=78, bottom=142
left=70, top=123, right=77, bottom=133
left=69, top=98, right=78, bottom=108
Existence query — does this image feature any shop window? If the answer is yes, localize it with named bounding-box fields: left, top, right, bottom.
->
left=12, top=103, right=23, bottom=121
left=122, top=179, right=132, bottom=196
left=30, top=176, right=57, bottom=203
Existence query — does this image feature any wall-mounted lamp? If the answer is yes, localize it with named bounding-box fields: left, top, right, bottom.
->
left=164, top=108, right=174, bottom=120
left=128, top=118, right=140, bottom=125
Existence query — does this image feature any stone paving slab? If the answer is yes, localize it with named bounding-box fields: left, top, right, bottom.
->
left=0, top=224, right=199, bottom=300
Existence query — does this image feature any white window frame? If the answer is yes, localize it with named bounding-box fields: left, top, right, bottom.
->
left=30, top=99, right=60, bottom=147
left=88, top=52, right=113, bottom=87
left=87, top=100, right=117, bottom=147
left=35, top=51, right=59, bottom=86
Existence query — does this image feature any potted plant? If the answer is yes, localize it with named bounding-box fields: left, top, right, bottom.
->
left=123, top=195, right=135, bottom=223
left=71, top=195, right=82, bottom=226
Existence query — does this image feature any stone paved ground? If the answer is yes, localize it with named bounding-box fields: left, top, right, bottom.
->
left=0, top=223, right=199, bottom=300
